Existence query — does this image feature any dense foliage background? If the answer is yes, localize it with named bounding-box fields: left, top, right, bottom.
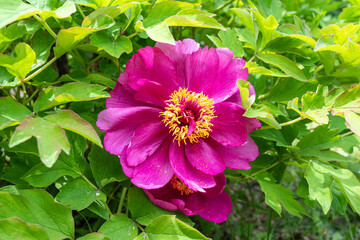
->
left=1, top=0, right=360, bottom=239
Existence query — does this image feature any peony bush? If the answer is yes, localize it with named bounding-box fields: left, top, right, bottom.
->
left=0, top=0, right=360, bottom=239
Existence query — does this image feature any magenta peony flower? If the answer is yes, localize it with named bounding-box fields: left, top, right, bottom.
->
left=144, top=173, right=232, bottom=223
left=96, top=38, right=260, bottom=202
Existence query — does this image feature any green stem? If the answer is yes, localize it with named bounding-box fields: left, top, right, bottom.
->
left=214, top=0, right=233, bottom=13
left=1, top=88, right=10, bottom=97
left=89, top=54, right=102, bottom=66
left=128, top=32, right=140, bottom=39
left=250, top=155, right=291, bottom=177
left=117, top=187, right=128, bottom=213
left=260, top=117, right=304, bottom=130
left=135, top=222, right=145, bottom=232
left=103, top=200, right=113, bottom=216
left=34, top=15, right=57, bottom=38
left=76, top=4, right=86, bottom=19
left=21, top=56, right=58, bottom=85
left=78, top=211, right=92, bottom=232
left=25, top=88, right=39, bottom=105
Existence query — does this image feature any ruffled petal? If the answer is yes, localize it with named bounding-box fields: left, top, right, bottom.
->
left=199, top=191, right=232, bottom=223
left=130, top=78, right=170, bottom=107
left=126, top=121, right=169, bottom=166
left=169, top=142, right=216, bottom=192
left=131, top=139, right=174, bottom=189
left=185, top=139, right=225, bottom=175
left=211, top=102, right=248, bottom=147
left=125, top=47, right=179, bottom=93
left=210, top=136, right=259, bottom=170
left=202, top=173, right=226, bottom=198
left=185, top=46, right=219, bottom=92
left=156, top=39, right=200, bottom=87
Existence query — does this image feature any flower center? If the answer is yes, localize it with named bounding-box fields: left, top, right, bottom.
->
left=170, top=175, right=194, bottom=195
left=160, top=88, right=216, bottom=145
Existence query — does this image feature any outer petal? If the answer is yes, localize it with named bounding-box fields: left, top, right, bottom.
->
left=144, top=189, right=178, bottom=211
left=202, top=173, right=226, bottom=198
left=106, top=74, right=154, bottom=109
left=199, top=191, right=232, bottom=223
left=97, top=107, right=160, bottom=154
left=131, top=139, right=174, bottom=189
left=185, top=46, right=219, bottom=92
left=120, top=145, right=135, bottom=178
left=206, top=57, right=248, bottom=103
left=126, top=121, right=169, bottom=166
left=210, top=136, right=259, bottom=170
left=185, top=139, right=225, bottom=175
left=96, top=107, right=160, bottom=132
left=126, top=46, right=179, bottom=106
left=211, top=102, right=248, bottom=147
left=176, top=193, right=206, bottom=215
left=169, top=142, right=215, bottom=192
left=155, top=39, right=200, bottom=87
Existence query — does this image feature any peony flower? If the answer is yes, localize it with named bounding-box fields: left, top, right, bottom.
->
left=96, top=38, right=260, bottom=197
left=144, top=173, right=232, bottom=223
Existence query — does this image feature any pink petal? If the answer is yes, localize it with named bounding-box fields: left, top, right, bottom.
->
left=126, top=121, right=169, bottom=166
left=177, top=193, right=206, bottom=215
left=169, top=142, right=216, bottom=192
left=131, top=78, right=170, bottom=107
left=202, top=173, right=226, bottom=198
left=185, top=139, right=225, bottom=175
left=206, top=57, right=248, bottom=103
left=126, top=46, right=179, bottom=95
left=199, top=191, right=232, bottom=223
left=211, top=102, right=248, bottom=147
left=185, top=46, right=219, bottom=92
left=156, top=39, right=200, bottom=87
left=96, top=107, right=160, bottom=132
left=131, top=139, right=174, bottom=189
left=144, top=189, right=178, bottom=211
left=97, top=107, right=161, bottom=155
left=120, top=145, right=135, bottom=177
left=210, top=136, right=259, bottom=170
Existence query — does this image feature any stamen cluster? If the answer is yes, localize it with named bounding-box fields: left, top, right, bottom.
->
left=161, top=88, right=216, bottom=145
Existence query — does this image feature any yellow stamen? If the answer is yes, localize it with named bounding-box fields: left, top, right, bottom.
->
left=160, top=88, right=216, bottom=145
left=170, top=175, right=194, bottom=195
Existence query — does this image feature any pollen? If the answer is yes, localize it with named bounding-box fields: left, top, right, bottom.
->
left=170, top=175, right=194, bottom=195
left=160, top=88, right=216, bottom=145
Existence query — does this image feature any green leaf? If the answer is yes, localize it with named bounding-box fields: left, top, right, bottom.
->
left=0, top=67, right=17, bottom=87
left=0, top=97, right=32, bottom=130
left=0, top=188, right=75, bottom=240
left=22, top=160, right=79, bottom=187
left=141, top=1, right=224, bottom=44
left=33, top=82, right=109, bottom=112
left=88, top=200, right=110, bottom=220
left=78, top=233, right=110, bottom=240
left=296, top=125, right=341, bottom=157
left=90, top=33, right=133, bottom=58
left=244, top=107, right=280, bottom=129
left=257, top=53, right=307, bottom=81
left=54, top=14, right=115, bottom=57
left=251, top=128, right=291, bottom=146
left=59, top=73, right=116, bottom=88
left=9, top=116, right=71, bottom=167
left=44, top=110, right=102, bottom=147
left=250, top=10, right=278, bottom=46
left=332, top=84, right=360, bottom=136
left=28, top=0, right=76, bottom=20
left=128, top=187, right=193, bottom=226
left=0, top=218, right=50, bottom=240
left=305, top=161, right=360, bottom=215
left=135, top=215, right=210, bottom=240
left=0, top=0, right=39, bottom=29
left=56, top=178, right=106, bottom=210
left=269, top=78, right=317, bottom=101
left=0, top=42, right=36, bottom=80
left=98, top=214, right=138, bottom=240
left=31, top=30, right=54, bottom=69
left=263, top=36, right=303, bottom=52
left=256, top=173, right=307, bottom=217
left=218, top=29, right=243, bottom=57
left=89, top=145, right=128, bottom=188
